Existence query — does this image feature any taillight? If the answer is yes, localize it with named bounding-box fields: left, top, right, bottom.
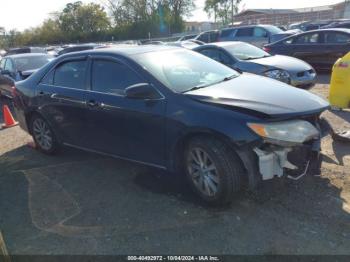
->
left=263, top=46, right=271, bottom=53
left=11, top=86, right=17, bottom=97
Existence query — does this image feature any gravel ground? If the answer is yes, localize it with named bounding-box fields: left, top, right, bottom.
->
left=0, top=74, right=349, bottom=255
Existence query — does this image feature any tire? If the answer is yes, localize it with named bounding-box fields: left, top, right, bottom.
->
left=184, top=136, right=243, bottom=206
left=30, top=114, right=59, bottom=154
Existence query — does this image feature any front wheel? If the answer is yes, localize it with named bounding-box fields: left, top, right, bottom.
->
left=30, top=115, right=59, bottom=154
left=184, top=137, right=243, bottom=206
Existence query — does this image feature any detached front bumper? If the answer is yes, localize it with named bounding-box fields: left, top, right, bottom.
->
left=253, top=139, right=320, bottom=181
left=236, top=138, right=321, bottom=189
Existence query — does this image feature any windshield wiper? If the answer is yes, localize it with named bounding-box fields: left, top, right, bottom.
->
left=183, top=75, right=237, bottom=93
left=183, top=84, right=211, bottom=93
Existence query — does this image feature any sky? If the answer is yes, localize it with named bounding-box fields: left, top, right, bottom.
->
left=0, top=0, right=346, bottom=31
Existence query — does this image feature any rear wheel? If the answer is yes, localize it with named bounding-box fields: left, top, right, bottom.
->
left=30, top=115, right=58, bottom=154
left=184, top=136, right=243, bottom=206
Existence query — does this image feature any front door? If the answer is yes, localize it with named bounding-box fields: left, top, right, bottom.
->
left=84, top=57, right=167, bottom=167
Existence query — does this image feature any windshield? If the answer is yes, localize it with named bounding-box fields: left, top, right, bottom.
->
left=14, top=55, right=53, bottom=71
left=132, top=49, right=239, bottom=93
left=225, top=43, right=270, bottom=60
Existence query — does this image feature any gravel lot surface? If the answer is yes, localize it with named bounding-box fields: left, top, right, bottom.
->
left=0, top=74, right=349, bottom=255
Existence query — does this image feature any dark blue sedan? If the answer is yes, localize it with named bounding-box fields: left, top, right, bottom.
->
left=263, top=28, right=350, bottom=70
left=13, top=46, right=329, bottom=205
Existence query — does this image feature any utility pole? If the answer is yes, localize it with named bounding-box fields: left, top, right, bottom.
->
left=231, top=0, right=234, bottom=26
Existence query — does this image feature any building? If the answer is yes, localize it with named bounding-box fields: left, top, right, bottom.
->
left=184, top=21, right=219, bottom=33
left=232, top=0, right=350, bottom=26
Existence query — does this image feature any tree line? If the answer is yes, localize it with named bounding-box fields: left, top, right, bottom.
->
left=1, top=0, right=195, bottom=48
left=0, top=0, right=242, bottom=48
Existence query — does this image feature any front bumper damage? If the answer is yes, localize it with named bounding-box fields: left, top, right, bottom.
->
left=236, top=135, right=321, bottom=189
left=253, top=139, right=320, bottom=181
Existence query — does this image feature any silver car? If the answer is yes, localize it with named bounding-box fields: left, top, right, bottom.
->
left=194, top=41, right=316, bottom=88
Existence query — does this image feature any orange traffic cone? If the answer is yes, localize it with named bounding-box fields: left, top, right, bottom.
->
left=2, top=105, right=18, bottom=128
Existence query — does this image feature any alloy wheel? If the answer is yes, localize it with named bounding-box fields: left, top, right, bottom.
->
left=32, top=118, right=53, bottom=151
left=187, top=147, right=220, bottom=197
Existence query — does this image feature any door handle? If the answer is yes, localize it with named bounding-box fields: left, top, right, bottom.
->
left=86, top=100, right=100, bottom=108
left=38, top=91, right=46, bottom=96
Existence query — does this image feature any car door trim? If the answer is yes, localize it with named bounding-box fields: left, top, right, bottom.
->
left=63, top=142, right=167, bottom=170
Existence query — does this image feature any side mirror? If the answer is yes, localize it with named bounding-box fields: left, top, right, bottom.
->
left=125, top=83, right=162, bottom=100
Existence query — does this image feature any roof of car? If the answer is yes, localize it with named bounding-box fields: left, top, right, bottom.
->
left=61, top=45, right=180, bottom=57
left=306, top=28, right=350, bottom=33
left=226, top=24, right=278, bottom=30
left=195, top=41, right=247, bottom=49
left=4, top=53, right=50, bottom=59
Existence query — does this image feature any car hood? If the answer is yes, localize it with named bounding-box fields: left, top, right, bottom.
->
left=185, top=74, right=329, bottom=119
left=236, top=55, right=312, bottom=74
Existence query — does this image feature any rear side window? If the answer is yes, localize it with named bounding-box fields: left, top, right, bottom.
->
left=91, top=59, right=144, bottom=95
left=209, top=32, right=219, bottom=42
left=220, top=29, right=235, bottom=38
left=236, top=28, right=253, bottom=37
left=53, top=60, right=87, bottom=89
left=200, top=49, right=232, bottom=64
left=324, top=32, right=350, bottom=43
left=197, top=33, right=209, bottom=43
left=294, top=33, right=319, bottom=44
left=253, top=27, right=268, bottom=37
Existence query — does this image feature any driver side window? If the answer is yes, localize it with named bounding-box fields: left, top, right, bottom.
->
left=91, top=59, right=144, bottom=96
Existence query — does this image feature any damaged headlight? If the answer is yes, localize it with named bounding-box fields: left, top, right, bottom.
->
left=248, top=120, right=319, bottom=146
left=264, top=69, right=290, bottom=84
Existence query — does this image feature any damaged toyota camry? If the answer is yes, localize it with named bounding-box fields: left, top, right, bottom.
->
left=13, top=46, right=329, bottom=205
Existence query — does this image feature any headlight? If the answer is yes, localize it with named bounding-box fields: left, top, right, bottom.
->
left=264, top=69, right=290, bottom=84
left=248, top=120, right=319, bottom=146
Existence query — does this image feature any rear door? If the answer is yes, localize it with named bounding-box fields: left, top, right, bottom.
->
left=84, top=56, right=167, bottom=167
left=289, top=32, right=324, bottom=67
left=323, top=31, right=350, bottom=67
left=36, top=57, right=90, bottom=147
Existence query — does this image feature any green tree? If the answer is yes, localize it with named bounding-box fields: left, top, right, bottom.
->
left=58, top=1, right=110, bottom=42
left=204, top=0, right=241, bottom=26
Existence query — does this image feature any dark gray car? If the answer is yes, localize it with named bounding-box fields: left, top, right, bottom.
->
left=194, top=41, right=316, bottom=88
left=218, top=25, right=284, bottom=47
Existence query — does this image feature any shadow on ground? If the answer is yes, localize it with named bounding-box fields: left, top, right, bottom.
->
left=0, top=143, right=349, bottom=255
